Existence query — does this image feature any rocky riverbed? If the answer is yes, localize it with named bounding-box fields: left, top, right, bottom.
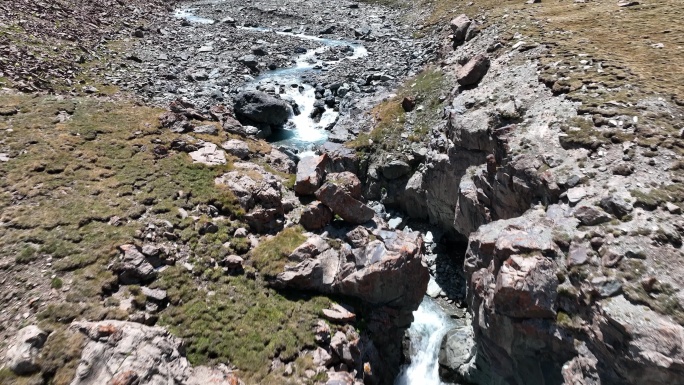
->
left=2, top=0, right=684, bottom=385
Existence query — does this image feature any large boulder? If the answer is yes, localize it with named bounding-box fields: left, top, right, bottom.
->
left=233, top=90, right=292, bottom=126
left=275, top=230, right=429, bottom=309
left=113, top=244, right=157, bottom=285
left=5, top=325, right=48, bottom=375
left=315, top=182, right=375, bottom=225
left=295, top=154, right=330, bottom=196
left=326, top=172, right=362, bottom=199
left=457, top=54, right=490, bottom=86
left=300, top=202, right=334, bottom=231
left=67, top=321, right=243, bottom=385
left=450, top=14, right=472, bottom=44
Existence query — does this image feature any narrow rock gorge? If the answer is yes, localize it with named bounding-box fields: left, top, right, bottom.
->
left=1, top=0, right=683, bottom=385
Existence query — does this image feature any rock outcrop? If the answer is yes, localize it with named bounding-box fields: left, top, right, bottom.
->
left=67, top=321, right=243, bottom=385
left=4, top=325, right=48, bottom=375
left=316, top=182, right=375, bottom=225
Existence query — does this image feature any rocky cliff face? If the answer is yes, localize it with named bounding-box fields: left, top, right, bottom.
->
left=359, top=8, right=684, bottom=385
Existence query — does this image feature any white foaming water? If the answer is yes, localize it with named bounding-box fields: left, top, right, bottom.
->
left=172, top=8, right=368, bottom=148
left=395, top=297, right=455, bottom=385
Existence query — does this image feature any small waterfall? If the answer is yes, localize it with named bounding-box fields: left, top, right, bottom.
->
left=395, top=297, right=455, bottom=385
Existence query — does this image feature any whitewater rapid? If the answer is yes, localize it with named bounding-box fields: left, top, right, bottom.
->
left=395, top=297, right=455, bottom=385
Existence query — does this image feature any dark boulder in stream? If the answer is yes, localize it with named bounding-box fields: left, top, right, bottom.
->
left=234, top=90, right=293, bottom=126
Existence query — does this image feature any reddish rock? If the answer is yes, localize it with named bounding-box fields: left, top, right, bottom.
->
left=450, top=14, right=472, bottom=44
left=300, top=202, right=334, bottom=231
left=322, top=304, right=357, bottom=323
left=493, top=254, right=558, bottom=318
left=326, top=172, right=362, bottom=200
left=457, top=54, right=490, bottom=86
left=315, top=182, right=375, bottom=225
left=295, top=154, right=330, bottom=196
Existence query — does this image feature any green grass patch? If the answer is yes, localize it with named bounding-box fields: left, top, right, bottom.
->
left=251, top=226, right=307, bottom=277
left=155, top=266, right=330, bottom=384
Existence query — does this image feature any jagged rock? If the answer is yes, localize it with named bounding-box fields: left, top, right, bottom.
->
left=573, top=205, right=612, bottom=225
left=215, top=163, right=283, bottom=211
left=438, top=325, right=477, bottom=382
left=265, top=148, right=296, bottom=174
left=222, top=255, right=244, bottom=271
left=5, top=325, right=48, bottom=375
left=276, top=230, right=428, bottom=309
left=494, top=254, right=558, bottom=318
left=221, top=139, right=251, bottom=160
left=326, top=371, right=355, bottom=385
left=457, top=54, right=490, bottom=86
left=295, top=154, right=330, bottom=196
left=141, top=287, right=167, bottom=303
left=193, top=124, right=218, bottom=135
left=300, top=202, right=334, bottom=231
left=67, top=321, right=243, bottom=385
left=599, top=195, right=633, bottom=218
left=450, top=14, right=472, bottom=44
left=290, top=236, right=331, bottom=262
left=346, top=226, right=370, bottom=248
left=313, top=347, right=335, bottom=367
left=234, top=90, right=292, bottom=126
left=322, top=304, right=356, bottom=323
left=244, top=208, right=283, bottom=233
left=320, top=142, right=359, bottom=174
left=381, top=160, right=411, bottom=180
left=326, top=172, right=363, bottom=199
left=315, top=182, right=375, bottom=224
left=114, top=244, right=157, bottom=285
left=188, top=142, right=227, bottom=165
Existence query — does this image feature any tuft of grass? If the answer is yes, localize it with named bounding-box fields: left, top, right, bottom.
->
left=348, top=67, right=447, bottom=151
left=155, top=266, right=330, bottom=384
left=251, top=226, right=307, bottom=277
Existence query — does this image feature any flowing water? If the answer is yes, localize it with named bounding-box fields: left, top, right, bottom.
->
left=173, top=8, right=368, bottom=150
left=395, top=297, right=456, bottom=385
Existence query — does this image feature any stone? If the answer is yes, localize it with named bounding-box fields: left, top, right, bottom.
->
left=114, top=244, right=157, bottom=284
left=234, top=228, right=248, bottom=238
left=573, top=205, right=612, bottom=226
left=381, top=160, right=411, bottom=180
left=5, top=325, right=48, bottom=375
left=265, top=148, right=296, bottom=174
left=599, top=195, right=633, bottom=219
left=141, top=286, right=167, bottom=303
left=326, top=172, right=362, bottom=199
left=666, top=202, right=682, bottom=215
left=315, top=182, right=375, bottom=225
left=223, top=255, right=244, bottom=270
left=322, top=304, right=356, bottom=323
left=567, top=187, right=587, bottom=204
left=193, top=124, right=218, bottom=135
left=188, top=142, right=227, bottom=165
left=493, top=254, right=558, bottom=318
left=346, top=227, right=370, bottom=248
left=313, top=347, right=335, bottom=367
left=450, top=14, right=472, bottom=44
left=238, top=54, right=259, bottom=68
left=438, top=325, right=476, bottom=381
left=295, top=154, right=330, bottom=196
left=68, top=321, right=243, bottom=385
left=320, top=142, right=358, bottom=174
left=326, top=370, right=354, bottom=385
left=221, top=139, right=251, bottom=160
left=234, top=90, right=292, bottom=126
left=457, top=54, right=490, bottom=86
left=401, top=96, right=416, bottom=112
left=290, top=236, right=331, bottom=262
left=300, top=202, right=334, bottom=231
